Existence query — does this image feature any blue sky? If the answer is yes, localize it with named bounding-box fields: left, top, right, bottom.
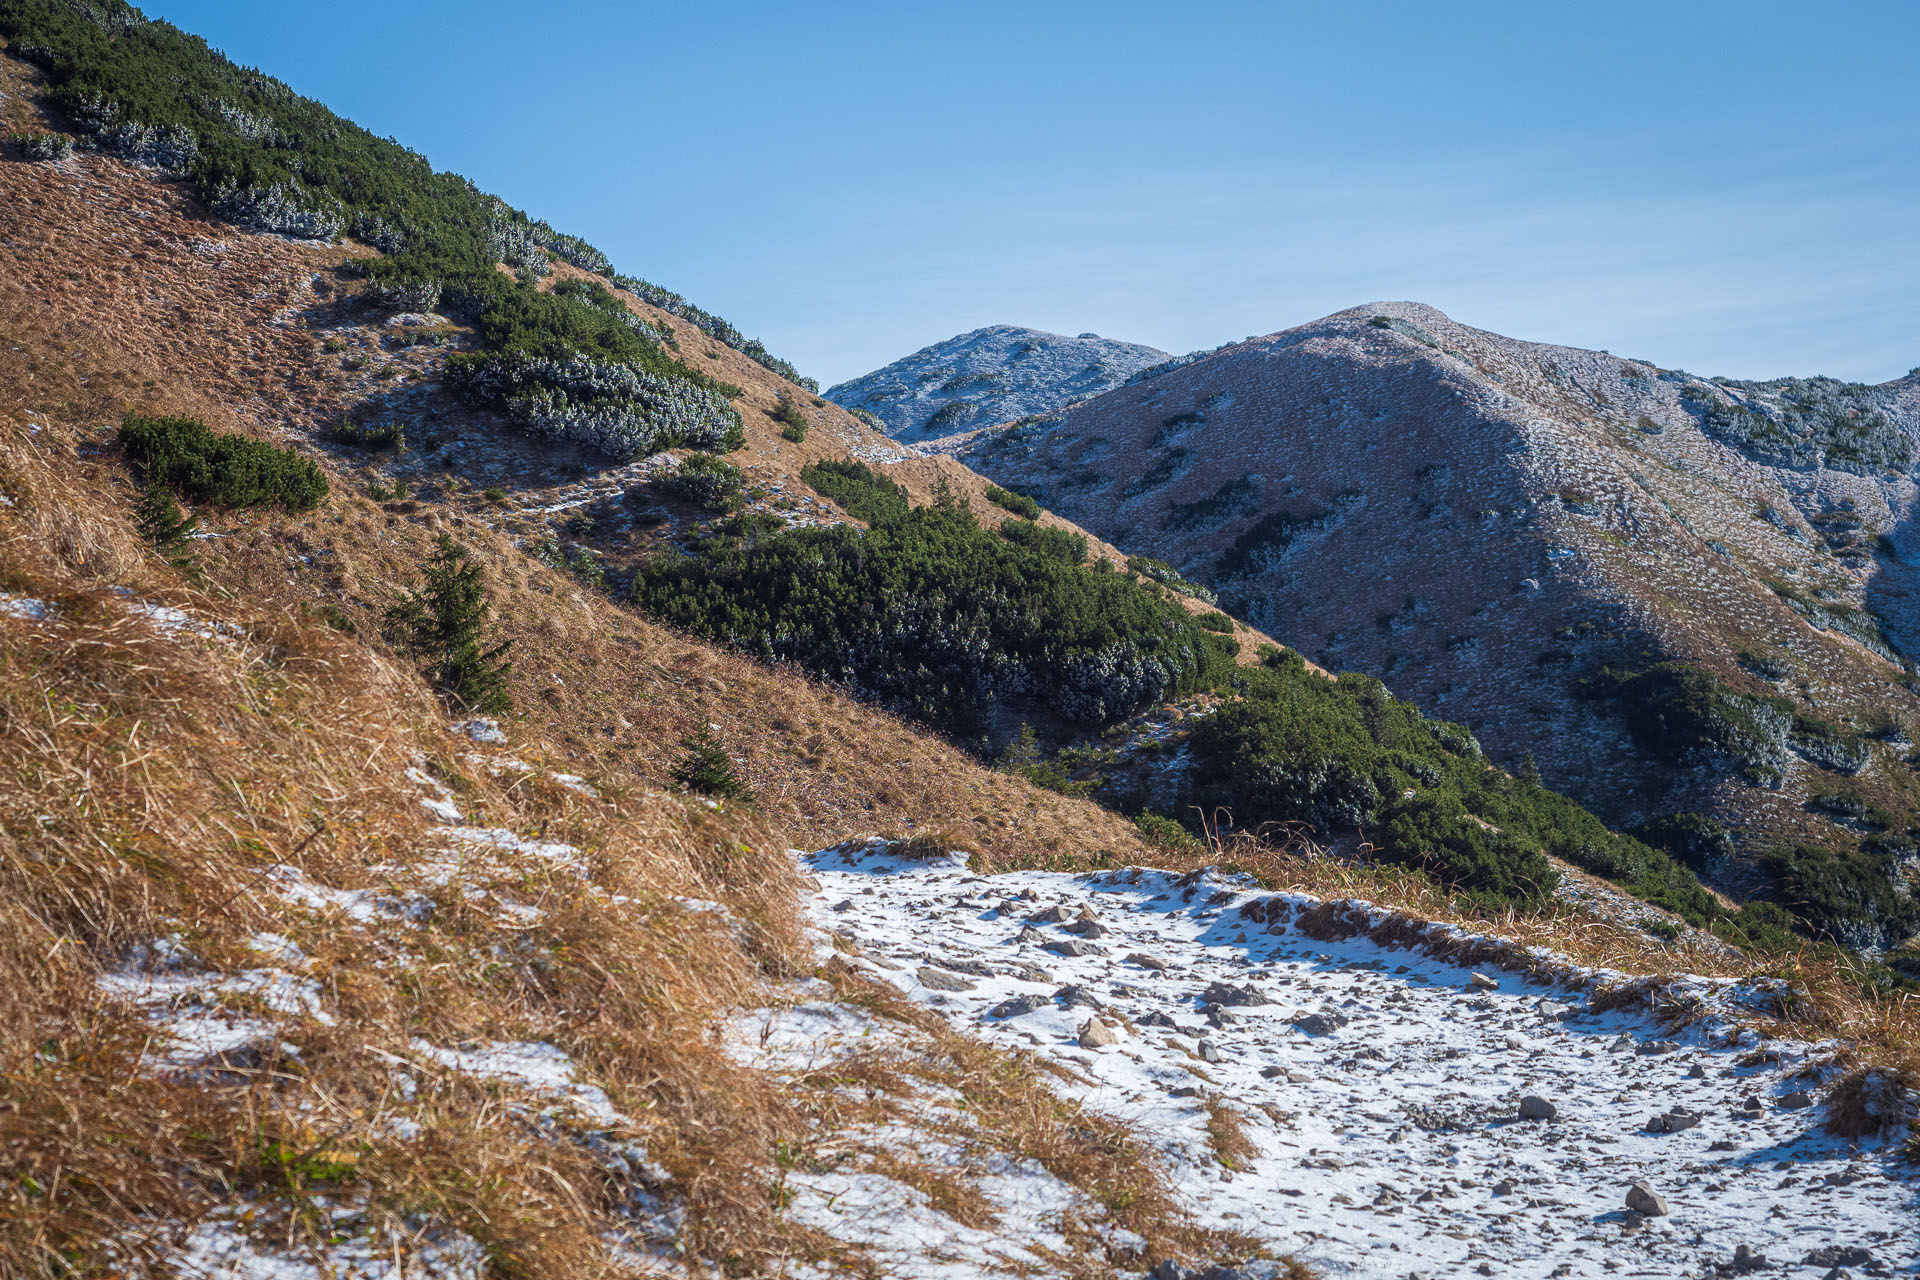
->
left=145, top=1, right=1919, bottom=388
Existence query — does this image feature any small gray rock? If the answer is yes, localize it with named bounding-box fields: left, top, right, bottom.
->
left=1778, top=1089, right=1814, bottom=1109
left=1053, top=983, right=1104, bottom=1010
left=1010, top=963, right=1053, bottom=983
left=1197, top=1039, right=1223, bottom=1063
left=1043, top=938, right=1105, bottom=957
left=987, top=993, right=1049, bottom=1019
left=1026, top=904, right=1070, bottom=923
left=1729, top=1244, right=1767, bottom=1274
left=1202, top=980, right=1272, bottom=1007
left=1518, top=1095, right=1558, bottom=1121
left=1468, top=972, right=1499, bottom=990
left=1125, top=951, right=1172, bottom=971
left=1625, top=1181, right=1669, bottom=1216
left=1063, top=917, right=1110, bottom=938
left=1638, top=1039, right=1680, bottom=1056
left=915, top=966, right=976, bottom=992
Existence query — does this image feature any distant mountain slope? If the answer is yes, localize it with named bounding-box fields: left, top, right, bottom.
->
left=957, top=302, right=1920, bottom=900
left=825, top=324, right=1168, bottom=441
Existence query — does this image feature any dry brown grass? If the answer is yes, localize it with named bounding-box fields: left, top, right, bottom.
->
left=1203, top=1100, right=1259, bottom=1173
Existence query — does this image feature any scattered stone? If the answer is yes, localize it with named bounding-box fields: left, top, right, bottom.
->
left=1727, top=1244, right=1767, bottom=1274
left=1063, top=917, right=1110, bottom=938
left=1518, top=1095, right=1557, bottom=1121
left=1468, top=972, right=1499, bottom=990
left=1078, top=1017, right=1120, bottom=1049
left=1010, top=963, right=1053, bottom=983
left=1016, top=925, right=1047, bottom=944
left=1645, top=1106, right=1703, bottom=1133
left=1137, top=1010, right=1178, bottom=1028
left=1202, top=980, right=1272, bottom=1007
left=987, top=993, right=1049, bottom=1019
left=1126, top=951, right=1172, bottom=971
left=1026, top=904, right=1070, bottom=923
left=1688, top=1062, right=1707, bottom=1079
left=1778, top=1089, right=1813, bottom=1109
left=1259, top=1065, right=1285, bottom=1079
left=1637, top=1039, right=1680, bottom=1056
left=1169, top=1085, right=1203, bottom=1098
left=1491, top=1178, right=1514, bottom=1195
left=1802, top=1246, right=1873, bottom=1269
left=915, top=966, right=976, bottom=992
left=1053, top=983, right=1104, bottom=1010
left=1290, top=1012, right=1350, bottom=1036
left=1043, top=938, right=1104, bottom=957
left=1625, top=1182, right=1669, bottom=1217
left=1197, top=1039, right=1223, bottom=1063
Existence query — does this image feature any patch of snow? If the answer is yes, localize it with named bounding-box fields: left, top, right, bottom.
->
left=549, top=772, right=599, bottom=797
left=451, top=718, right=507, bottom=744
left=723, top=1001, right=887, bottom=1071
left=0, top=594, right=50, bottom=620
left=442, top=826, right=585, bottom=873
left=173, top=1211, right=486, bottom=1280
left=269, top=865, right=431, bottom=925
left=802, top=844, right=1920, bottom=1279
left=411, top=1038, right=621, bottom=1127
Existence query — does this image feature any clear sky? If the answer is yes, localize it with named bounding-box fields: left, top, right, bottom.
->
left=143, top=1, right=1919, bottom=389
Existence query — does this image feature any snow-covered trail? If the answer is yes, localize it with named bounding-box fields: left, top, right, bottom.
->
left=804, top=842, right=1918, bottom=1279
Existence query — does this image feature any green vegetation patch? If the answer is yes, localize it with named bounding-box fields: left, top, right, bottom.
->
left=1187, top=652, right=1763, bottom=925
left=984, top=484, right=1041, bottom=519
left=633, top=462, right=1238, bottom=740
left=120, top=413, right=326, bottom=511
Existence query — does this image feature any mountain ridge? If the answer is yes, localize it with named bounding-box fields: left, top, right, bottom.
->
left=825, top=323, right=1169, bottom=442
left=952, top=300, right=1920, bottom=938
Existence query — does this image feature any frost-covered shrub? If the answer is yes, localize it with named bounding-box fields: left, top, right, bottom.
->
left=448, top=352, right=744, bottom=459
left=211, top=180, right=342, bottom=241
left=14, top=42, right=57, bottom=68
left=350, top=212, right=407, bottom=254
left=206, top=99, right=277, bottom=143
left=545, top=232, right=610, bottom=276
left=1685, top=377, right=1913, bottom=474
left=364, top=276, right=441, bottom=312
left=98, top=119, right=199, bottom=172
left=484, top=208, right=547, bottom=275
left=1126, top=554, right=1217, bottom=604
left=610, top=273, right=818, bottom=391
left=6, top=131, right=73, bottom=162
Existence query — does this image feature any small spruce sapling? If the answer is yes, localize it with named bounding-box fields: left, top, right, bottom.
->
left=385, top=533, right=513, bottom=713
left=671, top=725, right=749, bottom=799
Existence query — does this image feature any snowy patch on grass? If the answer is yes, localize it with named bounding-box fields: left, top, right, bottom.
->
left=410, top=1038, right=621, bottom=1126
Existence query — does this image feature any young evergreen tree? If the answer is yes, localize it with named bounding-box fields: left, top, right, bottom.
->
left=386, top=534, right=513, bottom=713
left=671, top=725, right=750, bottom=799
left=135, top=478, right=198, bottom=550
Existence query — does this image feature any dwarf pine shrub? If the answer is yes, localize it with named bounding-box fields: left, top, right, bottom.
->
left=212, top=179, right=342, bottom=241
left=634, top=461, right=1236, bottom=740
left=984, top=484, right=1040, bottom=519
left=5, top=130, right=72, bottom=161
left=120, top=413, right=327, bottom=511
left=661, top=453, right=745, bottom=513
left=772, top=393, right=809, bottom=442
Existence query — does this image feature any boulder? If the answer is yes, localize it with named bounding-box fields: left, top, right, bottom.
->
left=1625, top=1181, right=1669, bottom=1216
left=1078, top=1018, right=1120, bottom=1049
left=915, top=966, right=976, bottom=992
left=1518, top=1095, right=1557, bottom=1121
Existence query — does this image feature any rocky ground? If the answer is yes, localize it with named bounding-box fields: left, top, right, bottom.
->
left=803, top=841, right=1918, bottom=1279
